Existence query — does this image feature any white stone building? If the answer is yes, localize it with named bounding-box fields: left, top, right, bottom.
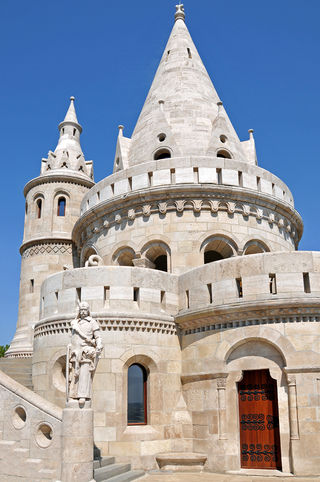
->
left=1, top=4, right=320, bottom=480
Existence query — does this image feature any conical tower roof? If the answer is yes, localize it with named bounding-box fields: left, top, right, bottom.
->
left=128, top=4, right=247, bottom=166
left=40, top=97, right=93, bottom=179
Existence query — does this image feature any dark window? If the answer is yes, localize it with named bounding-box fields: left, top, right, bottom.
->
left=154, top=149, right=171, bottom=160
left=217, top=149, right=232, bottom=159
left=57, top=197, right=66, bottom=216
left=36, top=199, right=42, bottom=219
left=154, top=255, right=167, bottom=272
left=127, top=364, right=147, bottom=425
left=204, top=250, right=224, bottom=264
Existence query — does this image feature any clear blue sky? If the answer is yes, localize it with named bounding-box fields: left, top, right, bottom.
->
left=1, top=0, right=319, bottom=345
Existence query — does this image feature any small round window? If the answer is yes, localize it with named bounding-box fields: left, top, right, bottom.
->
left=158, top=133, right=166, bottom=142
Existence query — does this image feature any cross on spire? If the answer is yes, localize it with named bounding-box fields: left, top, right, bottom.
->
left=175, top=3, right=185, bottom=22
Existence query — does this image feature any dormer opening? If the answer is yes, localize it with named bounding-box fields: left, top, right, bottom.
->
left=217, top=149, right=232, bottom=159
left=154, top=148, right=171, bottom=160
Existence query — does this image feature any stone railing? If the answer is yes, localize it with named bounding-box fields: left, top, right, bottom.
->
left=80, top=157, right=294, bottom=216
left=0, top=369, right=62, bottom=480
left=177, top=251, right=320, bottom=331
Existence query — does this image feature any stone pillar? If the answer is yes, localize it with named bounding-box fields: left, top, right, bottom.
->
left=61, top=407, right=94, bottom=482
left=286, top=374, right=299, bottom=440
left=216, top=375, right=228, bottom=440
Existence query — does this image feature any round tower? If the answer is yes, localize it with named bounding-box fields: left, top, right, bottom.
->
left=6, top=97, right=94, bottom=358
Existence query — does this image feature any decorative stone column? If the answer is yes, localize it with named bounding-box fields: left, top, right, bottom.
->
left=216, top=375, right=228, bottom=440
left=286, top=373, right=299, bottom=440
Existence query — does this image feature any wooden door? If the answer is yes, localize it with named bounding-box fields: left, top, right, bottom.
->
left=238, top=369, right=282, bottom=470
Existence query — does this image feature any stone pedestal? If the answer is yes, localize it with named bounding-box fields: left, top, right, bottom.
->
left=61, top=407, right=94, bottom=482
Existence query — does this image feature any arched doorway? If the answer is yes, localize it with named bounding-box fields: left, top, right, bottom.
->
left=238, top=369, right=282, bottom=470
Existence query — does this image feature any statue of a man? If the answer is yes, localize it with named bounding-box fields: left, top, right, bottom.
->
left=67, top=301, right=103, bottom=407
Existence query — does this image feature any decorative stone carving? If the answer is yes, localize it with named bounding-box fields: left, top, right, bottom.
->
left=103, top=218, right=110, bottom=229
left=115, top=213, right=122, bottom=224
left=85, top=254, right=103, bottom=267
left=175, top=200, right=186, bottom=212
left=226, top=202, right=235, bottom=214
left=278, top=218, right=284, bottom=228
left=209, top=200, right=219, bottom=213
left=67, top=302, right=103, bottom=408
left=192, top=200, right=202, bottom=212
left=22, top=242, right=72, bottom=259
left=142, top=204, right=152, bottom=217
left=256, top=208, right=263, bottom=220
left=268, top=213, right=275, bottom=225
left=128, top=208, right=136, bottom=220
left=242, top=205, right=250, bottom=217
left=158, top=202, right=167, bottom=215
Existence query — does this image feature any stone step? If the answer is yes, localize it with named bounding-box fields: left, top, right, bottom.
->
left=94, top=463, right=131, bottom=482
left=94, top=456, right=116, bottom=469
left=107, top=470, right=145, bottom=482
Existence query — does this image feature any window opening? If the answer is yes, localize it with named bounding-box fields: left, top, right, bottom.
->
left=238, top=171, right=243, bottom=187
left=57, top=197, right=66, bottom=217
left=76, top=288, right=81, bottom=302
left=104, top=286, right=110, bottom=307
left=217, top=149, right=232, bottom=159
left=154, top=149, right=171, bottom=160
left=236, top=278, right=243, bottom=298
left=204, top=250, right=224, bottom=264
left=257, top=176, right=261, bottom=191
left=133, top=287, right=140, bottom=304
left=207, top=284, right=213, bottom=303
left=269, top=274, right=277, bottom=294
left=161, top=291, right=166, bottom=307
left=36, top=199, right=42, bottom=219
left=303, top=273, right=311, bottom=293
left=216, top=168, right=222, bottom=184
left=30, top=279, right=34, bottom=293
left=127, top=364, right=147, bottom=425
left=187, top=47, right=192, bottom=58
left=186, top=290, right=190, bottom=309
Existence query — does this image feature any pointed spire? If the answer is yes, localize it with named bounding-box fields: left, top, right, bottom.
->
left=127, top=5, right=226, bottom=166
left=40, top=97, right=94, bottom=179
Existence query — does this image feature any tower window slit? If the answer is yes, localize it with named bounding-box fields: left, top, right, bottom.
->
left=186, top=290, right=190, bottom=309
left=30, top=279, right=34, bottom=293
left=133, top=287, right=140, bottom=304
left=104, top=286, right=110, bottom=306
left=269, top=274, right=277, bottom=294
left=236, top=278, right=243, bottom=298
left=187, top=47, right=192, bottom=58
left=216, top=168, right=222, bottom=185
left=148, top=172, right=153, bottom=187
left=303, top=273, right=311, bottom=293
left=207, top=284, right=213, bottom=303
left=57, top=197, right=66, bottom=216
left=76, top=288, right=81, bottom=302
left=238, top=171, right=243, bottom=187
left=36, top=199, right=42, bottom=219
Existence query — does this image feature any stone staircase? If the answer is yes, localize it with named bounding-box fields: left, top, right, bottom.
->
left=0, top=357, right=33, bottom=389
left=94, top=456, right=144, bottom=482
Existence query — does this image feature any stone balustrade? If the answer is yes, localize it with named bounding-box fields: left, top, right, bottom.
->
left=80, top=157, right=294, bottom=216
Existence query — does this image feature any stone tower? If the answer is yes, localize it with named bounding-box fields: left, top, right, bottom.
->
left=6, top=98, right=94, bottom=358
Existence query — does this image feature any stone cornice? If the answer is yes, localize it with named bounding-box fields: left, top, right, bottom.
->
left=176, top=298, right=320, bottom=332
left=24, top=172, right=94, bottom=196
left=72, top=184, right=303, bottom=246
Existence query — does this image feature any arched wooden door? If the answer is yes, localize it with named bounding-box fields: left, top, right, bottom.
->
left=238, top=369, right=282, bottom=470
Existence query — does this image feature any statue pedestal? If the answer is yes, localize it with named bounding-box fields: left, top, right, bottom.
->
left=61, top=406, right=94, bottom=482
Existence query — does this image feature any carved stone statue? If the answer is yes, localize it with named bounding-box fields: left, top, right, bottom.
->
left=67, top=301, right=103, bottom=407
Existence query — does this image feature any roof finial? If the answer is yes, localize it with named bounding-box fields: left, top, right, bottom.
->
left=175, top=3, right=185, bottom=22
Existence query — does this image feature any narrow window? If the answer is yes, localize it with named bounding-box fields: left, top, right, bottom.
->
left=303, top=273, right=311, bottom=293
left=76, top=288, right=81, bottom=302
left=187, top=47, right=192, bottom=58
left=36, top=199, right=42, bottom=219
left=128, top=177, right=132, bottom=190
left=111, top=183, right=114, bottom=195
left=238, top=171, right=243, bottom=187
left=73, top=128, right=76, bottom=136
left=193, top=167, right=199, bottom=183
left=216, top=168, right=222, bottom=184
left=166, top=50, right=170, bottom=61
left=170, top=168, right=175, bottom=183
left=186, top=290, right=190, bottom=309
left=55, top=291, right=59, bottom=301
left=236, top=278, right=243, bottom=298
left=30, top=279, right=34, bottom=293
left=104, top=286, right=110, bottom=307
left=257, top=176, right=261, bottom=191
left=57, top=197, right=66, bottom=217
left=127, top=364, right=147, bottom=425
left=207, top=283, right=213, bottom=303
left=161, top=290, right=166, bottom=307
left=148, top=172, right=153, bottom=187
left=269, top=274, right=277, bottom=294
left=272, top=183, right=275, bottom=195
left=25, top=202, right=28, bottom=215
left=97, top=191, right=100, bottom=201
left=133, top=287, right=139, bottom=304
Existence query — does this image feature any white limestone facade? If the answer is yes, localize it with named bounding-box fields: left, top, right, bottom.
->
left=1, top=4, right=320, bottom=479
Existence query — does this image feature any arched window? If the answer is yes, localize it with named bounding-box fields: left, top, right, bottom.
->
left=57, top=197, right=66, bottom=217
left=141, top=241, right=170, bottom=272
left=36, top=199, right=42, bottom=219
left=217, top=149, right=232, bottom=159
left=127, top=363, right=147, bottom=425
left=202, top=235, right=237, bottom=264
left=154, top=254, right=167, bottom=272
left=154, top=148, right=171, bottom=160
left=204, top=250, right=224, bottom=264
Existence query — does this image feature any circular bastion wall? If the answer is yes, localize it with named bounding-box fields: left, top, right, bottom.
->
left=72, top=157, right=303, bottom=274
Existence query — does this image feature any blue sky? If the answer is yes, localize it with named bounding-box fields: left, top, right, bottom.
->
left=1, top=0, right=319, bottom=345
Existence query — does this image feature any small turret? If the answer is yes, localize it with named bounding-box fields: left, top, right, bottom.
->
left=6, top=97, right=94, bottom=358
